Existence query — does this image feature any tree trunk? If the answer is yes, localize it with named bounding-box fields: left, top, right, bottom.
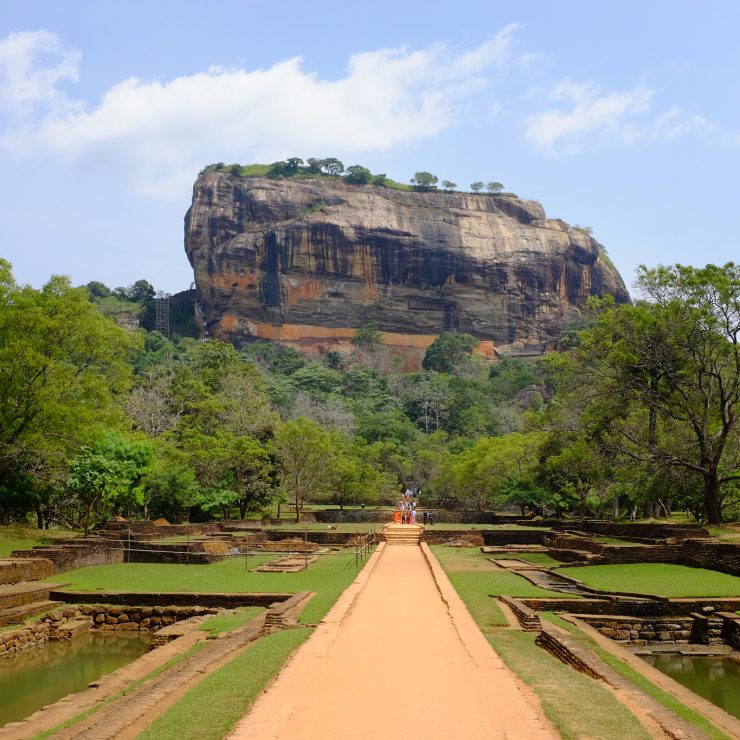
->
left=611, top=495, right=619, bottom=520
left=34, top=502, right=43, bottom=530
left=704, top=473, right=722, bottom=524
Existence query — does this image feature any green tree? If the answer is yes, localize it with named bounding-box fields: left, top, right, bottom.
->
left=410, top=172, right=438, bottom=191
left=441, top=180, right=457, bottom=192
left=66, top=448, right=129, bottom=534
left=142, top=448, right=201, bottom=522
left=326, top=452, right=365, bottom=509
left=470, top=181, right=484, bottom=193
left=85, top=281, right=112, bottom=300
left=227, top=436, right=276, bottom=518
left=344, top=165, right=372, bottom=184
left=305, top=158, right=322, bottom=174
left=539, top=434, right=605, bottom=521
left=486, top=181, right=504, bottom=194
left=351, top=322, right=382, bottom=348
left=320, top=158, right=344, bottom=175
left=127, top=279, right=155, bottom=303
left=403, top=373, right=449, bottom=434
left=570, top=264, right=740, bottom=523
left=0, top=262, right=137, bottom=514
left=422, top=332, right=478, bottom=374
left=275, top=418, right=336, bottom=521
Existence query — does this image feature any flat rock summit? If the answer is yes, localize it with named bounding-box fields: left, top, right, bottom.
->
left=186, top=171, right=629, bottom=365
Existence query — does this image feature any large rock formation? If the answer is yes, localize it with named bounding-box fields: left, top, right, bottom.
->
left=185, top=171, right=628, bottom=365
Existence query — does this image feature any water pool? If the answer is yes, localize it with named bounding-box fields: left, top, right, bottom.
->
left=0, top=631, right=150, bottom=727
left=641, top=654, right=740, bottom=720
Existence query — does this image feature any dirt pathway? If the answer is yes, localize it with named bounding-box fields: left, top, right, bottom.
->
left=230, top=543, right=555, bottom=740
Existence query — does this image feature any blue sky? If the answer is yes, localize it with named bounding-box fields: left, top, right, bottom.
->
left=1, top=1, right=738, bottom=295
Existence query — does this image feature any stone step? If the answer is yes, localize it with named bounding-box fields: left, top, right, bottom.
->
left=0, top=599, right=60, bottom=627
left=384, top=525, right=422, bottom=546
left=0, top=581, right=64, bottom=610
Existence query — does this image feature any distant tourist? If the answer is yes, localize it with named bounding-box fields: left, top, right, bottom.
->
left=423, top=511, right=428, bottom=525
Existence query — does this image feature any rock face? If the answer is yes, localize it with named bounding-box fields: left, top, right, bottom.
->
left=185, top=171, right=628, bottom=364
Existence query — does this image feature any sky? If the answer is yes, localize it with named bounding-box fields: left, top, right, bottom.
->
left=1, top=1, right=739, bottom=296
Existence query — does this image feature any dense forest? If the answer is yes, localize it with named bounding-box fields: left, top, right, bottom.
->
left=1, top=258, right=739, bottom=528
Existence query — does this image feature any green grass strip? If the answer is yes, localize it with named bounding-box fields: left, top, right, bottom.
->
left=198, top=607, right=262, bottom=638
left=137, top=628, right=311, bottom=740
left=563, top=563, right=740, bottom=597
left=431, top=548, right=655, bottom=739
left=47, top=551, right=361, bottom=626
left=489, top=630, right=651, bottom=740
left=491, top=552, right=562, bottom=567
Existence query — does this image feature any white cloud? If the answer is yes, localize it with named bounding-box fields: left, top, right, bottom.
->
left=0, top=30, right=81, bottom=119
left=649, top=106, right=714, bottom=141
left=524, top=79, right=654, bottom=154
left=523, top=78, right=717, bottom=154
left=0, top=27, right=518, bottom=199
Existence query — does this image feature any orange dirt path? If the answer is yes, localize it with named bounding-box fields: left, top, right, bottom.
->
left=230, top=543, right=555, bottom=740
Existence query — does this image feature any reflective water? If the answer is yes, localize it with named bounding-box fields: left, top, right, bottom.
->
left=642, top=654, right=740, bottom=719
left=0, top=631, right=150, bottom=727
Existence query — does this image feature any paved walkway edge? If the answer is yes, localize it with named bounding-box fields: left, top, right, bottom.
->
left=420, top=543, right=556, bottom=731
left=228, top=543, right=387, bottom=739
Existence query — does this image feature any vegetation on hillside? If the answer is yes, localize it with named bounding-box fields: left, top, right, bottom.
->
left=1, top=256, right=739, bottom=528
left=203, top=159, right=515, bottom=195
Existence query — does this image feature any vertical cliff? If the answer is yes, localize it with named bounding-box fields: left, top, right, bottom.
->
left=185, top=171, right=629, bottom=364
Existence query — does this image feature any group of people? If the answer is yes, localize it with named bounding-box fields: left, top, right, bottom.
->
left=393, top=488, right=435, bottom=526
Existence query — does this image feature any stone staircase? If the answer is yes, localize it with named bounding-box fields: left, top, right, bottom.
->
left=383, top=524, right=422, bottom=546
left=0, top=579, right=64, bottom=626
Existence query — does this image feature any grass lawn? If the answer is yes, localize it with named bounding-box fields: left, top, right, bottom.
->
left=707, top=524, right=740, bottom=543
left=491, top=552, right=562, bottom=567
left=489, top=630, right=650, bottom=740
left=593, top=536, right=644, bottom=546
left=259, top=523, right=382, bottom=533
left=47, top=549, right=368, bottom=624
left=431, top=546, right=575, bottom=627
left=430, top=548, right=651, bottom=739
left=0, top=524, right=80, bottom=558
left=198, top=607, right=262, bottom=638
left=563, top=563, right=740, bottom=598
left=137, top=628, right=311, bottom=740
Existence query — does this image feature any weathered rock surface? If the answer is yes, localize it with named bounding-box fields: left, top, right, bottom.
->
left=185, top=172, right=629, bottom=363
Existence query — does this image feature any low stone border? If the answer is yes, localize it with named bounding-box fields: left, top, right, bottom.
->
left=264, top=590, right=313, bottom=631
left=536, top=623, right=714, bottom=739
left=51, top=590, right=291, bottom=608
left=573, top=614, right=694, bottom=644
left=498, top=596, right=541, bottom=631
left=559, top=616, right=740, bottom=740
